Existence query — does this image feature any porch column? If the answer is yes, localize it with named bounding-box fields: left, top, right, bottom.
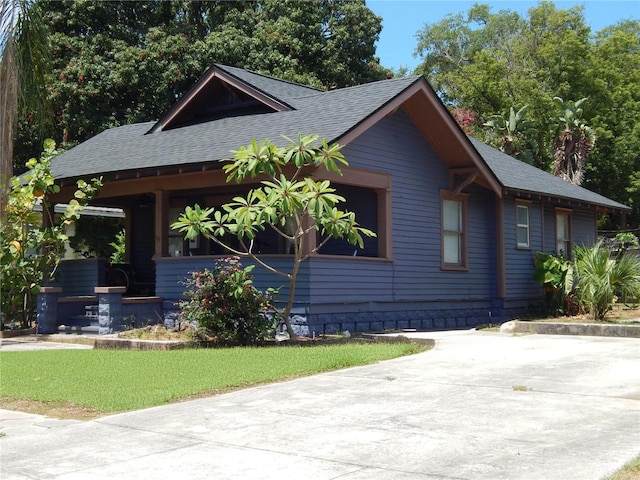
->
left=95, top=286, right=125, bottom=334
left=301, top=214, right=315, bottom=255
left=36, top=287, right=62, bottom=334
left=378, top=187, right=393, bottom=259
left=154, top=190, right=168, bottom=257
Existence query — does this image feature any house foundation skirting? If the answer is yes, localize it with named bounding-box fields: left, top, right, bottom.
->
left=309, top=307, right=499, bottom=335
left=38, top=289, right=541, bottom=336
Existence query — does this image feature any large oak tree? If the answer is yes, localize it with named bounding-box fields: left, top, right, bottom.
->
left=14, top=0, right=387, bottom=171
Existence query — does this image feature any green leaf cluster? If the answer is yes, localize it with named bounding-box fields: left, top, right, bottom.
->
left=573, top=241, right=640, bottom=321
left=0, top=140, right=101, bottom=328
left=179, top=257, right=275, bottom=346
left=533, top=251, right=575, bottom=316
left=533, top=241, right=640, bottom=320
left=414, top=2, right=640, bottom=225
left=172, top=134, right=375, bottom=339
left=172, top=134, right=375, bottom=256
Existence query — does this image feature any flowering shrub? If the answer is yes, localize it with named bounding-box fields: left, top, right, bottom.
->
left=180, top=257, right=276, bottom=345
left=449, top=107, right=479, bottom=136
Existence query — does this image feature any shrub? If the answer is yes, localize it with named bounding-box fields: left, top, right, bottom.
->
left=180, top=257, right=276, bottom=345
left=533, top=251, right=576, bottom=316
left=574, top=240, right=640, bottom=320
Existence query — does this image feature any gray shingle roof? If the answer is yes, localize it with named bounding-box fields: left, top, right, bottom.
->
left=214, top=64, right=322, bottom=104
left=50, top=66, right=628, bottom=211
left=469, top=138, right=629, bottom=210
left=50, top=74, right=420, bottom=180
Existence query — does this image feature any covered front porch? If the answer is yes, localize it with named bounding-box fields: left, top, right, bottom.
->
left=39, top=161, right=387, bottom=334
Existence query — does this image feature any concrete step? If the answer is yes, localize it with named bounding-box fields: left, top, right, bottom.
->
left=58, top=324, right=100, bottom=335
left=66, top=315, right=98, bottom=327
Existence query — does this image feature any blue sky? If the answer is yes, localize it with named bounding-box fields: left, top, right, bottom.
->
left=367, top=0, right=640, bottom=71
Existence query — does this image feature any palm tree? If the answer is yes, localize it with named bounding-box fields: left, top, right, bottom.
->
left=573, top=240, right=640, bottom=321
left=551, top=97, right=596, bottom=186
left=1, top=0, right=50, bottom=225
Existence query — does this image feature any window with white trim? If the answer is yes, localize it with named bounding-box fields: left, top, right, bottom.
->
left=516, top=204, right=530, bottom=248
left=441, top=192, right=467, bottom=269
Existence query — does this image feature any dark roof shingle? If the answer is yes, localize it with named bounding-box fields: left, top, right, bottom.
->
left=469, top=138, right=628, bottom=210
left=50, top=65, right=628, bottom=211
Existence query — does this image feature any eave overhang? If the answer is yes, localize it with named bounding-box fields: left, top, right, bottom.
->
left=332, top=77, right=503, bottom=198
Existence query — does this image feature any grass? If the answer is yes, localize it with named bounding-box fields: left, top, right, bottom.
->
left=604, top=454, right=640, bottom=480
left=0, top=342, right=427, bottom=419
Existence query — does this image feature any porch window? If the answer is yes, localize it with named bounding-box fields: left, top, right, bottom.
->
left=312, top=167, right=392, bottom=260
left=317, top=184, right=379, bottom=257
left=168, top=207, right=185, bottom=257
left=516, top=203, right=530, bottom=248
left=441, top=192, right=468, bottom=269
left=555, top=209, right=572, bottom=257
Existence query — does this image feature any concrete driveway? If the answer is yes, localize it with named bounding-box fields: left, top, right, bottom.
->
left=1, top=330, right=639, bottom=479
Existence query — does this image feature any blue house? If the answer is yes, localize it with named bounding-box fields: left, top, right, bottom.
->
left=43, top=65, right=629, bottom=334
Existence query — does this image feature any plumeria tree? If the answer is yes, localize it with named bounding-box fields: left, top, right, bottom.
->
left=0, top=139, right=101, bottom=328
left=172, top=134, right=375, bottom=339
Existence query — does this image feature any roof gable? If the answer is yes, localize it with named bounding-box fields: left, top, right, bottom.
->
left=148, top=65, right=320, bottom=133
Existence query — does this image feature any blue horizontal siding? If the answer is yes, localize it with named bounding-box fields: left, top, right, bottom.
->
left=55, top=259, right=107, bottom=295
left=308, top=257, right=393, bottom=304
left=504, top=195, right=598, bottom=304
left=503, top=197, right=541, bottom=300
left=155, top=256, right=308, bottom=305
left=340, top=111, right=496, bottom=303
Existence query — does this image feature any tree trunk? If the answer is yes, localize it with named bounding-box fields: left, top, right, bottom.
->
left=281, top=257, right=300, bottom=340
left=0, top=40, right=18, bottom=227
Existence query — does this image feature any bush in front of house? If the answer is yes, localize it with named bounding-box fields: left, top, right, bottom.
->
left=534, top=239, right=640, bottom=321
left=180, top=257, right=276, bottom=345
left=574, top=240, right=640, bottom=321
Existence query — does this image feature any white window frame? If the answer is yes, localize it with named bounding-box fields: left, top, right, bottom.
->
left=441, top=191, right=468, bottom=270
left=516, top=203, right=530, bottom=248
left=555, top=209, right=572, bottom=257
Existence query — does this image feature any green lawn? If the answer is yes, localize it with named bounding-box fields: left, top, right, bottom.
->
left=0, top=343, right=426, bottom=416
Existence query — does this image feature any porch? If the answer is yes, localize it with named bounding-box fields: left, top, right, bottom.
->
left=37, top=286, right=163, bottom=335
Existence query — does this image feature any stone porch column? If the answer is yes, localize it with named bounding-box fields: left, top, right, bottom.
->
left=95, top=286, right=126, bottom=334
left=36, top=287, right=63, bottom=334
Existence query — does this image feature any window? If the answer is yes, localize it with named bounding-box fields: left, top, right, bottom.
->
left=317, top=185, right=379, bottom=257
left=516, top=204, right=530, bottom=248
left=168, top=207, right=185, bottom=257
left=312, top=167, right=392, bottom=260
left=441, top=192, right=467, bottom=269
left=555, top=209, right=572, bottom=257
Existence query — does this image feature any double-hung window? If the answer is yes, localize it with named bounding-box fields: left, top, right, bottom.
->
left=555, top=209, right=572, bottom=257
left=441, top=192, right=467, bottom=269
left=516, top=203, right=530, bottom=248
